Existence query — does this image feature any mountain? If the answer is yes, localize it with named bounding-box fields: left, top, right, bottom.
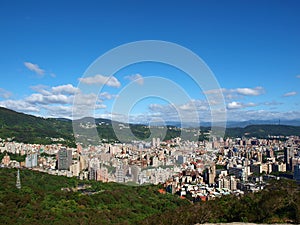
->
left=226, top=119, right=300, bottom=128
left=0, top=107, right=75, bottom=146
left=1, top=107, right=300, bottom=145
left=225, top=124, right=300, bottom=138
left=162, top=120, right=300, bottom=128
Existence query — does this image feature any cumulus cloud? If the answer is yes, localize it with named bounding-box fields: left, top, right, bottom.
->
left=205, top=86, right=265, bottom=99
left=30, top=85, right=51, bottom=95
left=283, top=91, right=297, bottom=97
left=235, top=87, right=264, bottom=96
left=52, top=84, right=79, bottom=95
left=147, top=100, right=212, bottom=123
left=0, top=82, right=116, bottom=119
left=79, top=74, right=121, bottom=87
left=204, top=88, right=226, bottom=95
left=227, top=101, right=243, bottom=109
left=0, top=88, right=12, bottom=99
left=99, top=92, right=116, bottom=100
left=0, top=100, right=39, bottom=113
left=26, top=93, right=71, bottom=105
left=42, top=105, right=73, bottom=118
left=125, top=74, right=144, bottom=85
left=227, top=101, right=257, bottom=110
left=24, top=62, right=45, bottom=76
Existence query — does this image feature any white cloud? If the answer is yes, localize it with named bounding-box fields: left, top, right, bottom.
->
left=79, top=74, right=121, bottom=87
left=296, top=75, right=300, bottom=78
left=26, top=93, right=71, bottom=105
left=147, top=100, right=212, bottom=123
left=227, top=101, right=243, bottom=109
left=30, top=85, right=51, bottom=95
left=52, top=84, right=79, bottom=95
left=24, top=62, right=45, bottom=76
left=0, top=100, right=39, bottom=113
left=204, top=88, right=226, bottom=95
left=283, top=91, right=297, bottom=97
left=227, top=101, right=257, bottom=110
left=0, top=88, right=12, bottom=99
left=125, top=74, right=144, bottom=85
left=205, top=86, right=265, bottom=99
left=263, top=101, right=283, bottom=106
left=235, top=87, right=264, bottom=96
left=0, top=82, right=113, bottom=119
left=42, top=105, right=73, bottom=118
left=99, top=92, right=116, bottom=100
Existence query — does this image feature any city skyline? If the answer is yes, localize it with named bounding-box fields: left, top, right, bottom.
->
left=1, top=0, right=300, bottom=123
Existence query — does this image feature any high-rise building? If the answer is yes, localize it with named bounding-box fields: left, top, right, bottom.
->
left=130, top=165, right=141, bottom=183
left=57, top=147, right=72, bottom=170
left=25, top=153, right=38, bottom=168
left=204, top=164, right=216, bottom=185
left=152, top=138, right=160, bottom=147
left=177, top=155, right=186, bottom=164
left=284, top=147, right=294, bottom=171
left=294, top=163, right=300, bottom=183
left=89, top=158, right=100, bottom=180
left=116, top=161, right=125, bottom=183
left=97, top=166, right=109, bottom=182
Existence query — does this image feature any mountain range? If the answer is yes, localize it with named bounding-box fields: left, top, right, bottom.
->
left=1, top=106, right=300, bottom=146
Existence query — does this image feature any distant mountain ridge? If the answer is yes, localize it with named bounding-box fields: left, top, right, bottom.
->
left=0, top=107, right=300, bottom=145
left=161, top=120, right=300, bottom=128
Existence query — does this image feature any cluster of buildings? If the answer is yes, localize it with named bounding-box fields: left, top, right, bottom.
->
left=1, top=134, right=300, bottom=201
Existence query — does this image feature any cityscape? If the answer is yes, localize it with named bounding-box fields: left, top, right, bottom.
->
left=1, top=0, right=300, bottom=224
left=1, top=128, right=300, bottom=200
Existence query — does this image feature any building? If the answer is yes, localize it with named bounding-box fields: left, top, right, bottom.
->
left=116, top=161, right=125, bottom=183
left=204, top=164, right=216, bottom=185
left=177, top=155, right=187, bottom=164
left=294, top=163, right=300, bottom=183
left=1, top=154, right=10, bottom=166
left=57, top=147, right=72, bottom=170
left=152, top=138, right=160, bottom=148
left=97, top=166, right=109, bottom=182
left=284, top=147, right=294, bottom=171
left=25, top=153, right=38, bottom=168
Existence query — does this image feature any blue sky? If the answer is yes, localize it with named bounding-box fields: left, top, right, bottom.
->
left=0, top=0, right=300, bottom=123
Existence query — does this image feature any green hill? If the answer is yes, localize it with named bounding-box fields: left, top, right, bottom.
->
left=0, top=168, right=189, bottom=225
left=142, top=179, right=300, bottom=224
left=0, top=107, right=75, bottom=146
left=1, top=107, right=300, bottom=146
left=0, top=168, right=299, bottom=224
left=226, top=124, right=300, bottom=138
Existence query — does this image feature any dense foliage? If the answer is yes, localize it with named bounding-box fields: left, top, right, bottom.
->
left=0, top=151, right=26, bottom=162
left=142, top=179, right=300, bottom=224
left=0, top=107, right=75, bottom=146
left=225, top=124, right=300, bottom=138
left=0, top=168, right=189, bottom=225
left=0, top=168, right=299, bottom=224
